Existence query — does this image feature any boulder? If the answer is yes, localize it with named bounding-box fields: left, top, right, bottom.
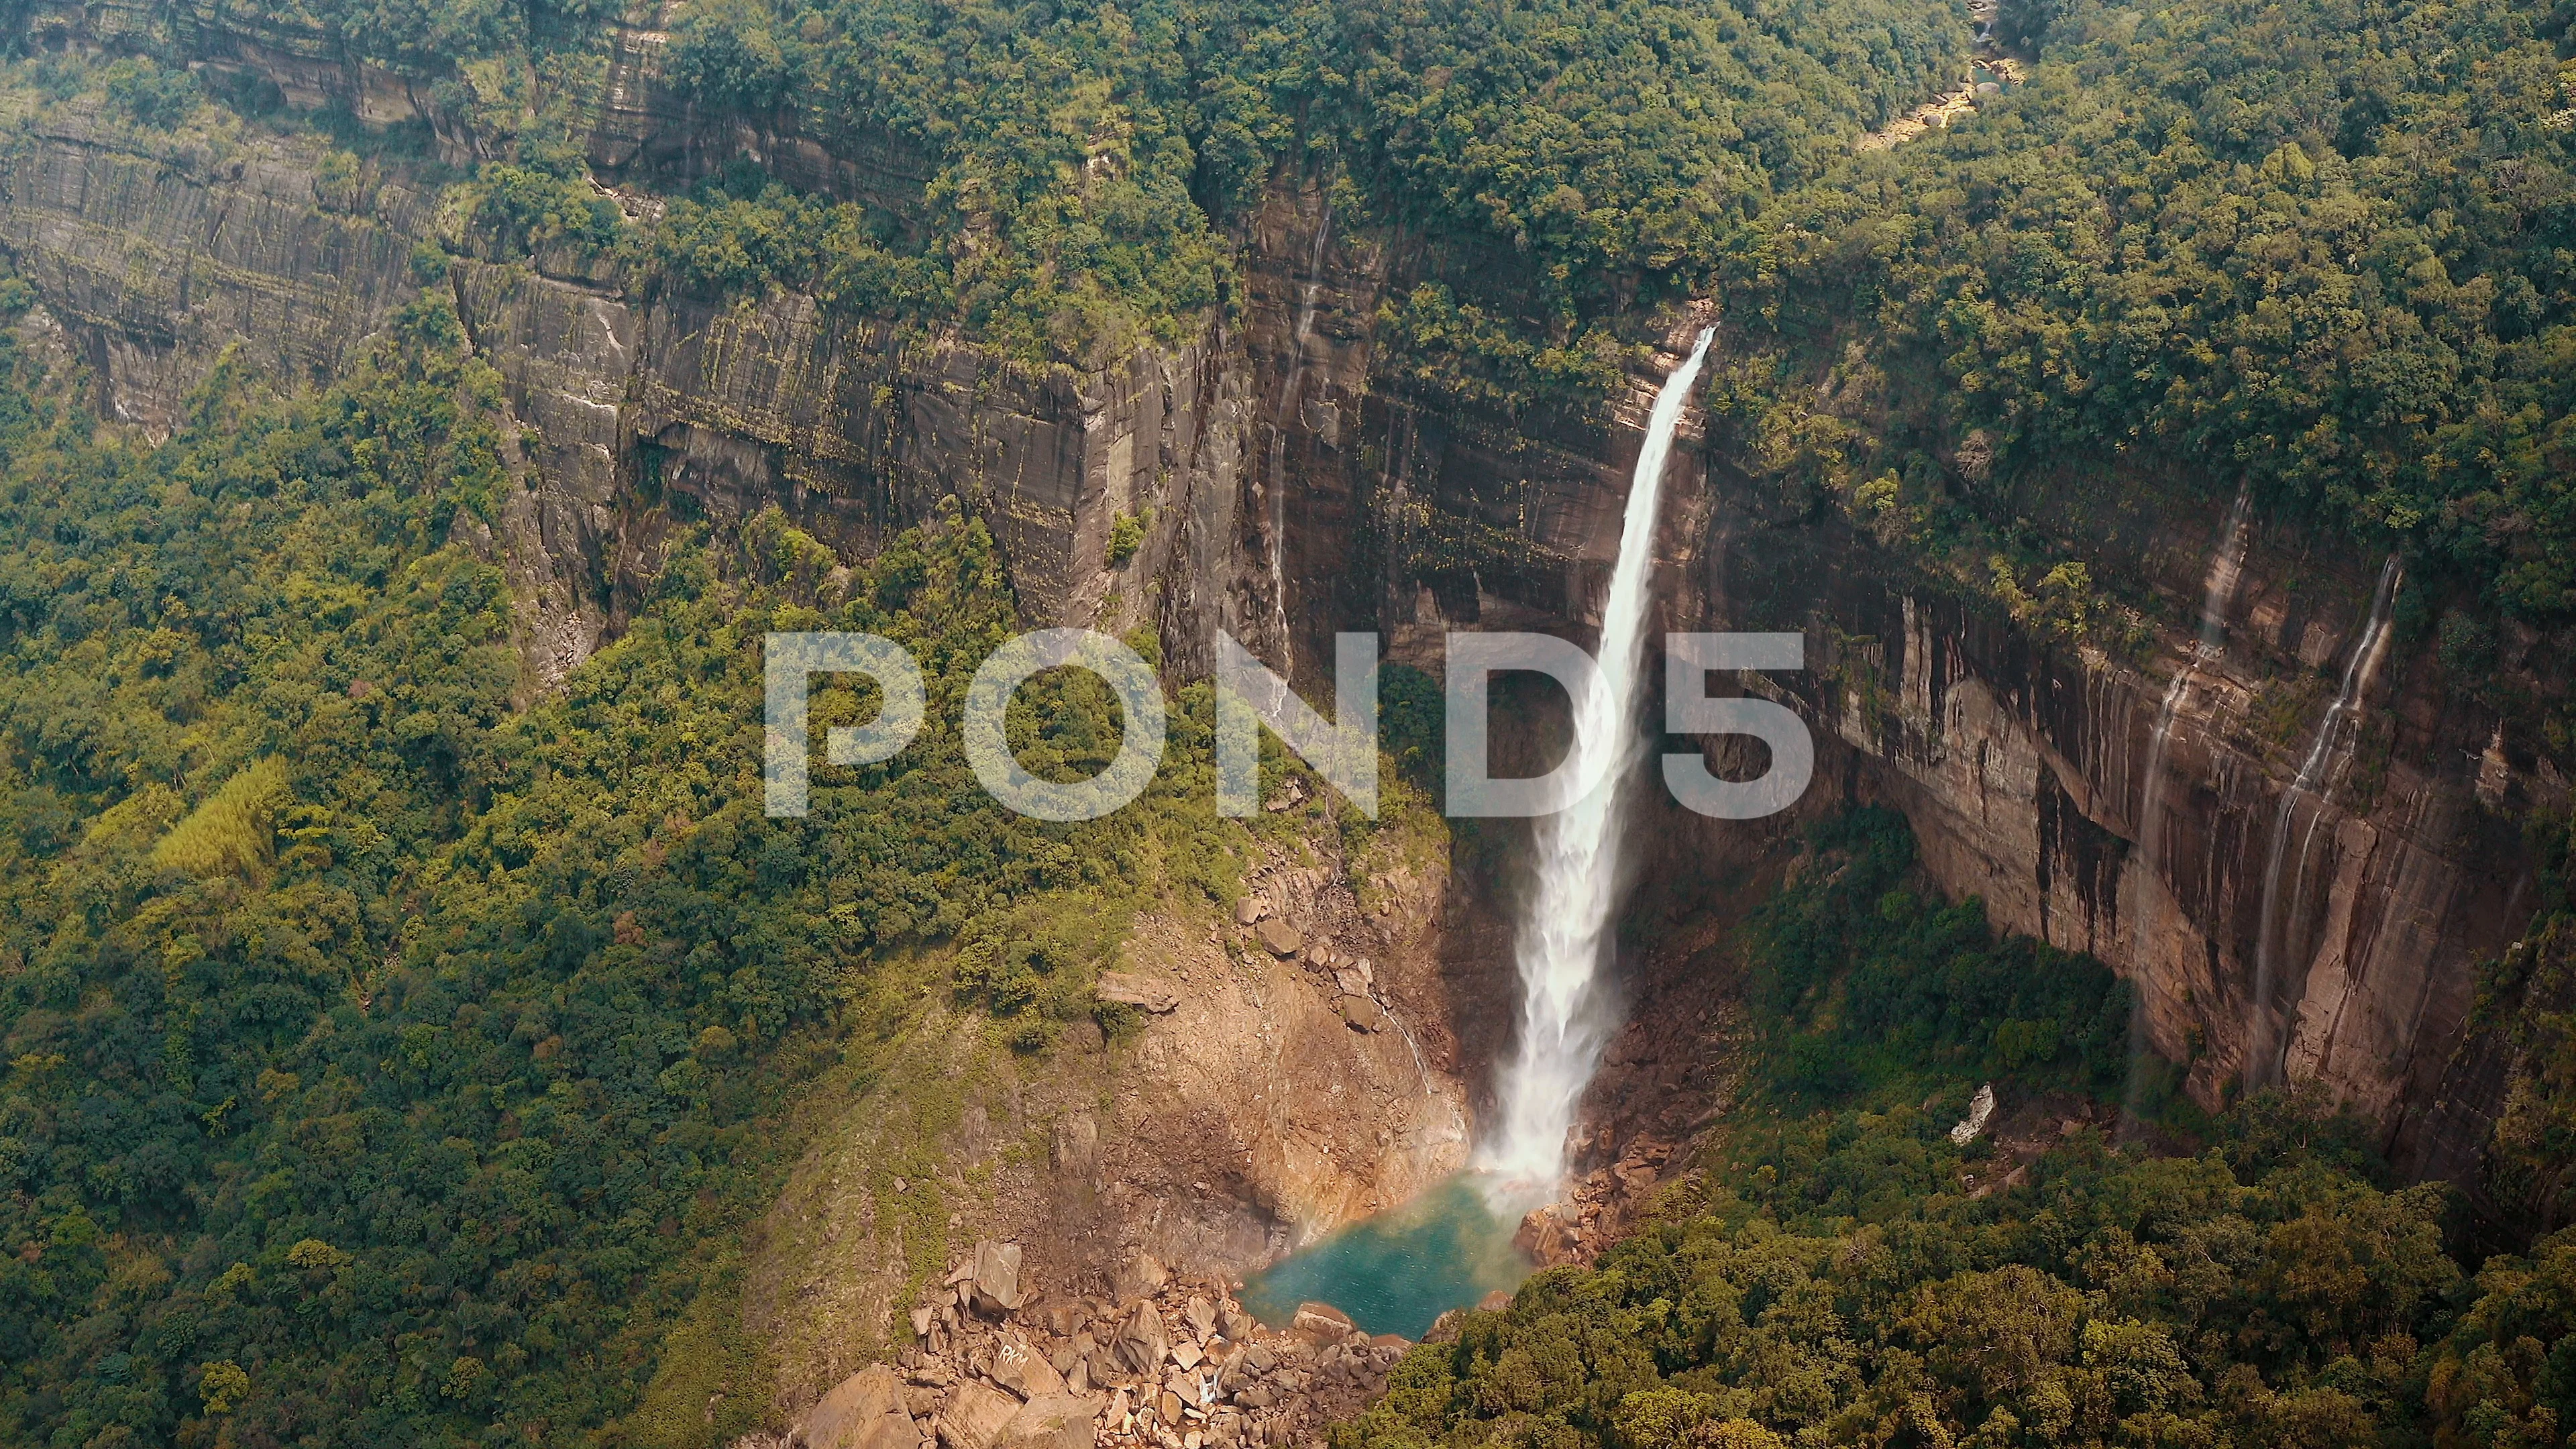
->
left=1477, top=1290, right=1513, bottom=1312
left=798, top=1365, right=916, bottom=1449
left=1095, top=971, right=1179, bottom=1014
left=936, top=1381, right=1022, bottom=1449
left=967, top=1240, right=1024, bottom=1315
left=1254, top=918, right=1302, bottom=957
left=1232, top=896, right=1266, bottom=925
left=1289, top=1302, right=1354, bottom=1341
left=1949, top=1083, right=1997, bottom=1145
left=1185, top=1295, right=1218, bottom=1338
left=998, top=1395, right=1096, bottom=1449
left=1514, top=1206, right=1582, bottom=1267
left=1336, top=994, right=1391, bottom=1033
left=1112, top=1300, right=1168, bottom=1375
left=1117, top=1250, right=1169, bottom=1299
left=992, top=1333, right=1068, bottom=1399
left=910, top=1307, right=936, bottom=1338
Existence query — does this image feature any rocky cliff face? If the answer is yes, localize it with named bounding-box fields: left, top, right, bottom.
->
left=0, top=76, right=1257, bottom=696
left=1222, top=186, right=2559, bottom=1191
left=1695, top=484, right=2547, bottom=1185
left=0, top=23, right=2558, bottom=1203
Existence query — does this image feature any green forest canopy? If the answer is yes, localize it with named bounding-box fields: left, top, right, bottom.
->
left=9, top=0, right=2576, bottom=1442
left=0, top=281, right=1289, bottom=1446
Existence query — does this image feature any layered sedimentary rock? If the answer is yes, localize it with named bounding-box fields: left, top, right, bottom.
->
left=0, top=101, right=429, bottom=432
left=0, top=22, right=2561, bottom=1197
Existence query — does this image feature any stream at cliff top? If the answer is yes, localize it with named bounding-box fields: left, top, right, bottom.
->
left=1240, top=1174, right=1540, bottom=1340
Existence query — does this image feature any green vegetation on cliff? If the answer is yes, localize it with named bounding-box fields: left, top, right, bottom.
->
left=0, top=278, right=1306, bottom=1446
left=1710, top=0, right=2576, bottom=630
left=23, top=0, right=2576, bottom=619
left=646, top=0, right=1969, bottom=364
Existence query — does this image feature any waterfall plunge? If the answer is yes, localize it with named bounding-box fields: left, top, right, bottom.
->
left=1480, top=327, right=1715, bottom=1191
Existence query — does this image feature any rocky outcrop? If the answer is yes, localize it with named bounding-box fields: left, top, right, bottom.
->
left=0, top=89, right=1258, bottom=695
left=722, top=813, right=1478, bottom=1428
left=0, top=102, right=431, bottom=434
left=1680, top=482, right=2548, bottom=1183
left=1223, top=176, right=2562, bottom=1183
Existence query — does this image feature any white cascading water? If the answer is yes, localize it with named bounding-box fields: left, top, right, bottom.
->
left=1481, top=326, right=1715, bottom=1190
left=2245, top=555, right=2400, bottom=1089
left=1265, top=215, right=1331, bottom=682
left=2118, top=487, right=2251, bottom=1126
left=2134, top=487, right=2253, bottom=894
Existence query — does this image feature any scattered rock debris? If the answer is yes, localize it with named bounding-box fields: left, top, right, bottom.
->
left=1510, top=1136, right=1678, bottom=1267
left=758, top=1245, right=1409, bottom=1449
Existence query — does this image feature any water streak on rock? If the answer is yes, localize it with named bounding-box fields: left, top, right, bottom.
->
left=2247, top=555, right=2401, bottom=1089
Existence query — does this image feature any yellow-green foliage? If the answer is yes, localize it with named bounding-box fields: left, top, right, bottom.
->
left=620, top=1265, right=773, bottom=1449
left=150, top=759, right=290, bottom=879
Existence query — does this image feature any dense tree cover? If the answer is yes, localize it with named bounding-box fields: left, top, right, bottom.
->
left=28, top=0, right=2576, bottom=599
left=82, top=0, right=1962, bottom=368
left=0, top=275, right=1303, bottom=1446
left=651, top=0, right=1968, bottom=366
left=1708, top=0, right=2576, bottom=627
left=1331, top=810, right=2574, bottom=1449
left=1735, top=810, right=2133, bottom=1109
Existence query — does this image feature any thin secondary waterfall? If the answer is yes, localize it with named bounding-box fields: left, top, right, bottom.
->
left=1265, top=215, right=1332, bottom=680
left=2120, top=487, right=2251, bottom=1126
left=1481, top=327, right=1715, bottom=1189
left=2135, top=487, right=2253, bottom=886
left=2245, top=555, right=2401, bottom=1090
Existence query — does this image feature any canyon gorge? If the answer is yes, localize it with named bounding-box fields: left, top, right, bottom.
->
left=3, top=1, right=2573, bottom=1445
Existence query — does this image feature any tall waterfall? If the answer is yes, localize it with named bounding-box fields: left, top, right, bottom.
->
left=2246, top=555, right=2401, bottom=1089
left=2135, top=487, right=2253, bottom=886
left=2120, top=487, right=2250, bottom=1126
left=1481, top=327, right=1715, bottom=1189
left=1265, top=215, right=1331, bottom=681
